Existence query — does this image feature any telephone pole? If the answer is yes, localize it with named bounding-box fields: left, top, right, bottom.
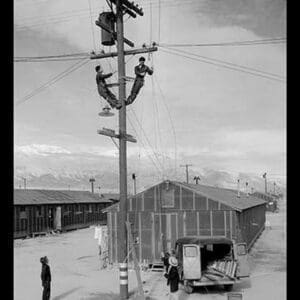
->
left=93, top=1, right=157, bottom=299
left=22, top=177, right=26, bottom=190
left=180, top=164, right=193, bottom=184
left=89, top=178, right=95, bottom=194
left=116, top=1, right=128, bottom=297
left=263, top=172, right=267, bottom=194
left=132, top=173, right=137, bottom=195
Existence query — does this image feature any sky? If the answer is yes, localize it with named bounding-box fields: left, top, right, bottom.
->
left=14, top=0, right=286, bottom=189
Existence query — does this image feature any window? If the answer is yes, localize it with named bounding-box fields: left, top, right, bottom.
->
left=237, top=244, right=247, bottom=255
left=36, top=206, right=42, bottom=217
left=206, top=244, right=213, bottom=251
left=184, top=246, right=197, bottom=257
left=161, top=188, right=175, bottom=207
left=20, top=206, right=27, bottom=219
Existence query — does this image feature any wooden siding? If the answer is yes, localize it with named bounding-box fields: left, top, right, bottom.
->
left=107, top=182, right=266, bottom=264
left=14, top=203, right=109, bottom=239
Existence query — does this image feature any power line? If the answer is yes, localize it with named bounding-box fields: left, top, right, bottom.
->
left=127, top=114, right=163, bottom=175
left=153, top=73, right=178, bottom=178
left=88, top=0, right=97, bottom=51
left=127, top=107, right=165, bottom=172
left=159, top=47, right=286, bottom=83
left=16, top=58, right=90, bottom=106
left=159, top=37, right=286, bottom=47
left=162, top=46, right=286, bottom=80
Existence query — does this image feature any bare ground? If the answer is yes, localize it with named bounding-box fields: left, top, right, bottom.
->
left=14, top=198, right=286, bottom=299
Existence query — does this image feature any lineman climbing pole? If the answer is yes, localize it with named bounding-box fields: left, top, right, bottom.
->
left=91, top=1, right=157, bottom=299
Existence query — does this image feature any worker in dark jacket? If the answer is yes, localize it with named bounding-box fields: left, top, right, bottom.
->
left=126, top=57, right=153, bottom=105
left=95, top=65, right=121, bottom=109
left=164, top=256, right=180, bottom=299
left=40, top=256, right=51, bottom=300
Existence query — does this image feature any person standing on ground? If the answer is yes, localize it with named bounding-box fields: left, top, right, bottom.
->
left=164, top=256, right=180, bottom=300
left=126, top=56, right=153, bottom=105
left=40, top=256, right=51, bottom=300
left=95, top=65, right=121, bottom=109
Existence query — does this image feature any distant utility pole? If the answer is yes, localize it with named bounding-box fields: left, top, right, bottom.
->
left=132, top=173, right=137, bottom=195
left=245, top=182, right=249, bottom=197
left=262, top=172, right=267, bottom=194
left=89, top=178, right=95, bottom=194
left=194, top=176, right=200, bottom=184
left=180, top=164, right=193, bottom=184
left=22, top=177, right=26, bottom=190
left=92, top=1, right=157, bottom=299
left=237, top=179, right=240, bottom=198
left=273, top=182, right=276, bottom=194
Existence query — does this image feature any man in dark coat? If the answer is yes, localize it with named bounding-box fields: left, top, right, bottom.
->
left=165, top=256, right=180, bottom=299
left=126, top=57, right=153, bottom=105
left=95, top=65, right=121, bottom=109
left=40, top=256, right=51, bottom=300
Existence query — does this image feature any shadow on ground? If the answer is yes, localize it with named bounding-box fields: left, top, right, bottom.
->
left=85, top=290, right=136, bottom=300
left=52, top=287, right=82, bottom=299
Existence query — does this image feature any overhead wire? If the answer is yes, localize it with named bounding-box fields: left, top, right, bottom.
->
left=159, top=37, right=286, bottom=48
left=88, top=0, right=97, bottom=51
left=153, top=73, right=178, bottom=179
left=127, top=106, right=165, bottom=173
left=127, top=114, right=163, bottom=175
left=162, top=45, right=286, bottom=80
left=16, top=58, right=90, bottom=106
left=159, top=47, right=286, bottom=83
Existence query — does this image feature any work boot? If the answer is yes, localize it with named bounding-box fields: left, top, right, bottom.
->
left=116, top=103, right=122, bottom=110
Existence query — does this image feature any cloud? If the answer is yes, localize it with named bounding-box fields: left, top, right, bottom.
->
left=15, top=144, right=71, bottom=156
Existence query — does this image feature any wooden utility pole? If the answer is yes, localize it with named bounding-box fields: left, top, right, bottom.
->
left=273, top=182, right=276, bottom=194
left=89, top=178, right=95, bottom=193
left=93, top=2, right=157, bottom=298
left=132, top=173, right=137, bottom=195
left=22, top=177, right=26, bottom=190
left=116, top=1, right=128, bottom=297
left=263, top=172, right=267, bottom=194
left=180, top=164, right=193, bottom=184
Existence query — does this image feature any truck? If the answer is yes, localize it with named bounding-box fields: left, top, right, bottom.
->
left=174, top=236, right=250, bottom=293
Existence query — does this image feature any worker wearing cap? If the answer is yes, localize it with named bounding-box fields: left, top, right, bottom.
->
left=95, top=65, right=121, bottom=109
left=126, top=56, right=153, bottom=105
left=40, top=256, right=51, bottom=300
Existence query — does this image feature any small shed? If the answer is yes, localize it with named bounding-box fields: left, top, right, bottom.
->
left=103, top=180, right=266, bottom=264
left=14, top=189, right=115, bottom=239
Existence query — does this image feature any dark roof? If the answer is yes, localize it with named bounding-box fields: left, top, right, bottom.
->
left=176, top=181, right=266, bottom=211
left=175, top=236, right=233, bottom=246
left=14, top=189, right=113, bottom=205
left=100, top=193, right=119, bottom=201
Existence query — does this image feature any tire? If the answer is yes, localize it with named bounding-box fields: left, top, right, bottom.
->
left=224, top=284, right=233, bottom=291
left=183, top=280, right=194, bottom=294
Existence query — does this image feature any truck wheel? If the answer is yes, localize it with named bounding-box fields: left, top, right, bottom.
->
left=224, top=284, right=233, bottom=291
left=183, top=281, right=194, bottom=294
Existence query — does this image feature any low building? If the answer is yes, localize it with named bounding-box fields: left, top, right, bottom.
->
left=103, top=180, right=267, bottom=265
left=14, top=189, right=115, bottom=239
left=252, top=191, right=278, bottom=212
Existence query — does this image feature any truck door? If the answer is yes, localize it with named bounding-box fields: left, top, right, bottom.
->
left=183, top=244, right=201, bottom=280
left=234, top=243, right=250, bottom=278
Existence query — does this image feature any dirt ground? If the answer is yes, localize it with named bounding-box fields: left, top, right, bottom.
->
left=14, top=198, right=286, bottom=300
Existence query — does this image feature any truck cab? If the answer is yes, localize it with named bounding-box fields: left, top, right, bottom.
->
left=175, top=236, right=250, bottom=293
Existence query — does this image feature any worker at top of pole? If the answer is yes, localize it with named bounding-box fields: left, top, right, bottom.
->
left=95, top=65, right=122, bottom=109
left=126, top=56, right=153, bottom=106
